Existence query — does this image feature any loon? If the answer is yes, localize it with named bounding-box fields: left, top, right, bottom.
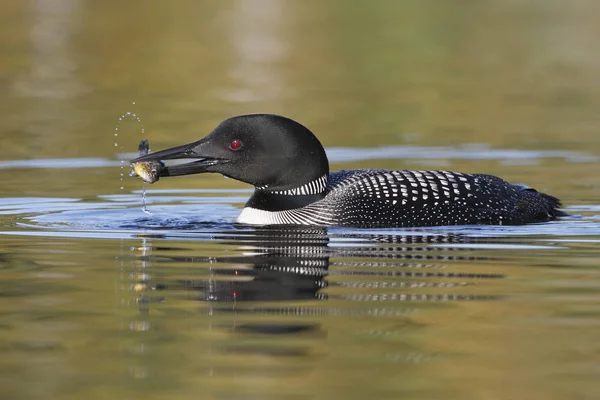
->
left=131, top=114, right=564, bottom=227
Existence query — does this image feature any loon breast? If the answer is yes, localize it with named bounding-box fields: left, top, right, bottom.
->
left=237, top=169, right=563, bottom=227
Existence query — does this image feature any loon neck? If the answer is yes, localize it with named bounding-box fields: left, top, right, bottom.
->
left=256, top=174, right=328, bottom=195
left=246, top=174, right=328, bottom=211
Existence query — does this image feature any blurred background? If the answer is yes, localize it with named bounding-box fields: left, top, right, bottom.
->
left=1, top=2, right=600, bottom=400
left=1, top=0, right=600, bottom=163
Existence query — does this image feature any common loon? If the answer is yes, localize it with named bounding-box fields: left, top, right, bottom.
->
left=131, top=114, right=564, bottom=227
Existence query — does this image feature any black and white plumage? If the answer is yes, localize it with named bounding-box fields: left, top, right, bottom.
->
left=131, top=114, right=564, bottom=228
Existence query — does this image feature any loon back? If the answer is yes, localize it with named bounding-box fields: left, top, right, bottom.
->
left=238, top=169, right=563, bottom=227
left=130, top=114, right=564, bottom=227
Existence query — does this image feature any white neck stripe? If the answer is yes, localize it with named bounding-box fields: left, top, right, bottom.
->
left=258, top=174, right=328, bottom=196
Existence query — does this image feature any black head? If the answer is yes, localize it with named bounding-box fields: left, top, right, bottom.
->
left=131, top=114, right=329, bottom=191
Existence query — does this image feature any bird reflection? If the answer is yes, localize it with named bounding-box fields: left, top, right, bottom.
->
left=132, top=227, right=504, bottom=308
left=126, top=227, right=505, bottom=367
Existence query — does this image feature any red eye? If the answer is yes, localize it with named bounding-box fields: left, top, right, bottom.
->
left=229, top=139, right=242, bottom=150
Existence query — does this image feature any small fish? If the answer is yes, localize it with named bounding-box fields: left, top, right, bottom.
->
left=130, top=139, right=164, bottom=184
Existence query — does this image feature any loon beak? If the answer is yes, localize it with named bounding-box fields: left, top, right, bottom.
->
left=130, top=138, right=224, bottom=177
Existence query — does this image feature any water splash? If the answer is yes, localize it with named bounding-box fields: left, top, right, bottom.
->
left=114, top=102, right=151, bottom=212
left=141, top=182, right=152, bottom=215
left=115, top=124, right=124, bottom=188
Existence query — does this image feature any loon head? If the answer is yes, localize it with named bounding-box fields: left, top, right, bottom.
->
left=131, top=114, right=329, bottom=192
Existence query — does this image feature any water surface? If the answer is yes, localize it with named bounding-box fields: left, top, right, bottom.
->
left=1, top=1, right=600, bottom=399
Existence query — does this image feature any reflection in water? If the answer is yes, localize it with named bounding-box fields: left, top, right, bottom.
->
left=120, top=227, right=511, bottom=379
left=129, top=227, right=505, bottom=334
left=142, top=228, right=331, bottom=303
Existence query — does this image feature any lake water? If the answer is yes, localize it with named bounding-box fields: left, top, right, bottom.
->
left=1, top=1, right=600, bottom=399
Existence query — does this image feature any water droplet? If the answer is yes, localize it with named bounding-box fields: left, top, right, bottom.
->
left=115, top=105, right=147, bottom=197
left=141, top=183, right=153, bottom=214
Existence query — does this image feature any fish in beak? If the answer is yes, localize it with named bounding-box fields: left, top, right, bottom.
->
left=130, top=137, right=227, bottom=181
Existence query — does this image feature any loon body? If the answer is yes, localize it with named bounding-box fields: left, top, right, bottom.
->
left=131, top=114, right=563, bottom=227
